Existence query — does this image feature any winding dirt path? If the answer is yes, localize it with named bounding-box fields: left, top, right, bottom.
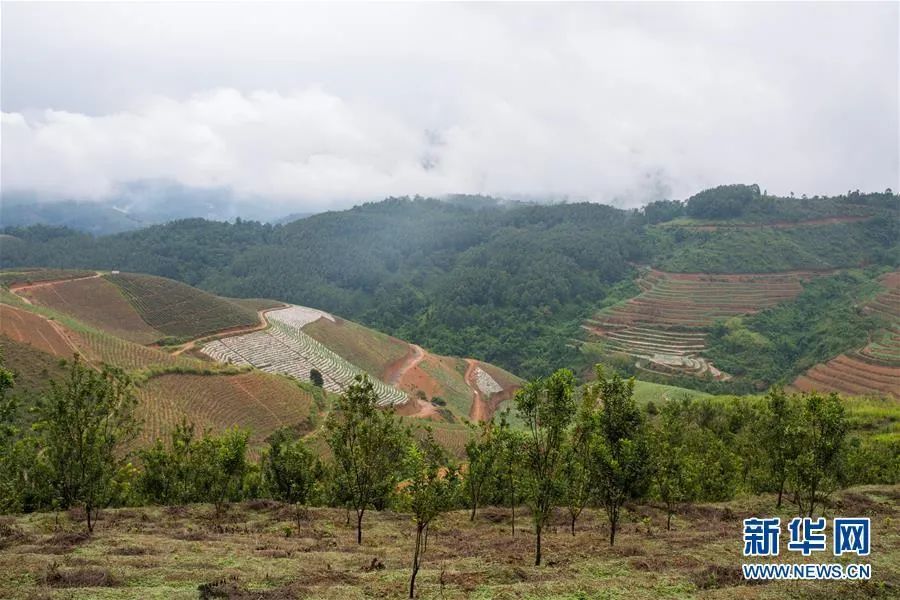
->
left=465, top=359, right=487, bottom=422
left=170, top=304, right=287, bottom=356
left=385, top=343, right=426, bottom=386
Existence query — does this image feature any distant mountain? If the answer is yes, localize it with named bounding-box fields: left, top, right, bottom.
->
left=0, top=180, right=319, bottom=234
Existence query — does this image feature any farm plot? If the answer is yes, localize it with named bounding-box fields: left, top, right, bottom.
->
left=793, top=271, right=899, bottom=398
left=135, top=372, right=316, bottom=450
left=105, top=273, right=259, bottom=339
left=0, top=304, right=79, bottom=357
left=201, top=307, right=408, bottom=407
left=303, top=314, right=410, bottom=379
left=585, top=270, right=816, bottom=380
left=17, top=275, right=162, bottom=344
left=71, top=328, right=201, bottom=371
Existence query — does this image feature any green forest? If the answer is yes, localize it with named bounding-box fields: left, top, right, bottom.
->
left=2, top=186, right=897, bottom=383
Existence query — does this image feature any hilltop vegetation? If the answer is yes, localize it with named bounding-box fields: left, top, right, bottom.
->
left=1, top=186, right=897, bottom=385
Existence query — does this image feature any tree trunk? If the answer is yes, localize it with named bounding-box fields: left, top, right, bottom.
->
left=666, top=510, right=672, bottom=531
left=423, top=523, right=429, bottom=555
left=776, top=479, right=785, bottom=509
left=570, top=513, right=576, bottom=536
left=409, top=522, right=424, bottom=599
left=609, top=517, right=617, bottom=546
left=470, top=499, right=477, bottom=521
left=86, top=505, right=94, bottom=533
left=535, top=524, right=542, bottom=566
left=357, top=510, right=364, bottom=544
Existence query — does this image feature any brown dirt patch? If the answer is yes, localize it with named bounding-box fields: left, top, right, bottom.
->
left=0, top=305, right=81, bottom=358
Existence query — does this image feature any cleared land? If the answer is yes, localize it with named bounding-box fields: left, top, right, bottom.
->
left=136, top=372, right=318, bottom=451
left=17, top=275, right=162, bottom=344
left=0, top=305, right=79, bottom=358
left=304, top=316, right=410, bottom=380
left=0, top=485, right=896, bottom=600
left=794, top=271, right=900, bottom=398
left=202, top=307, right=408, bottom=407
left=105, top=273, right=259, bottom=339
left=585, top=270, right=818, bottom=380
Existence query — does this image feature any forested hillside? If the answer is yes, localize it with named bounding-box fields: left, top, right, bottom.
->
left=2, top=186, right=897, bottom=381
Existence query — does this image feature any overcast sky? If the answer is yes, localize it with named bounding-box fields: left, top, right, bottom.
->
left=2, top=2, right=898, bottom=211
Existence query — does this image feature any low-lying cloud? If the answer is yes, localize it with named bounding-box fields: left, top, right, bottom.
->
left=2, top=3, right=897, bottom=210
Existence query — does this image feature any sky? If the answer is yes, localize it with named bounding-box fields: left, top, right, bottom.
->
left=2, top=2, right=898, bottom=212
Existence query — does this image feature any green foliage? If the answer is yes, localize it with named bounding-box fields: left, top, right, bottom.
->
left=586, top=367, right=651, bottom=546
left=705, top=270, right=885, bottom=388
left=685, top=184, right=762, bottom=219
left=788, top=392, right=848, bottom=517
left=262, top=428, right=318, bottom=530
left=649, top=398, right=702, bottom=529
left=136, top=421, right=250, bottom=521
left=35, top=357, right=139, bottom=531
left=398, top=430, right=460, bottom=599
left=463, top=419, right=502, bottom=521
left=325, top=374, right=410, bottom=543
left=188, top=427, right=250, bottom=521
left=515, top=368, right=576, bottom=565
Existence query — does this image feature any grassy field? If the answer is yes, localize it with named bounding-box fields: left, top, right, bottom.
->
left=105, top=273, right=259, bottom=340
left=0, top=485, right=895, bottom=600
left=303, top=317, right=410, bottom=380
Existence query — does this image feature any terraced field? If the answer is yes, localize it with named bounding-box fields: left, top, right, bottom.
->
left=793, top=271, right=900, bottom=398
left=585, top=269, right=818, bottom=379
left=17, top=275, right=162, bottom=344
left=136, top=372, right=317, bottom=450
left=105, top=273, right=259, bottom=339
left=201, top=306, right=408, bottom=407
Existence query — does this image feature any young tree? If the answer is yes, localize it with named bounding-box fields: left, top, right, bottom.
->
left=650, top=399, right=700, bottom=530
left=263, top=428, right=318, bottom=532
left=588, top=367, right=650, bottom=546
left=464, top=418, right=500, bottom=521
left=36, top=357, right=138, bottom=532
left=0, top=350, right=24, bottom=513
left=760, top=388, right=799, bottom=508
left=788, top=392, right=847, bottom=517
left=562, top=392, right=598, bottom=535
left=325, top=375, right=409, bottom=544
left=137, top=419, right=196, bottom=505
left=515, top=369, right=576, bottom=565
left=493, top=408, right=524, bottom=536
left=400, top=431, right=459, bottom=599
left=190, top=428, right=250, bottom=523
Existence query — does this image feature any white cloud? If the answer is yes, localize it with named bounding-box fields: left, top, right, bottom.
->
left=2, top=3, right=897, bottom=210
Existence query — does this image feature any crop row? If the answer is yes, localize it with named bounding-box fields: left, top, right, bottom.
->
left=106, top=273, right=258, bottom=339
left=135, top=372, right=314, bottom=450
left=202, top=309, right=408, bottom=406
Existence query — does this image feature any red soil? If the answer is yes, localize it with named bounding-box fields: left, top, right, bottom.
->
left=0, top=305, right=81, bottom=358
